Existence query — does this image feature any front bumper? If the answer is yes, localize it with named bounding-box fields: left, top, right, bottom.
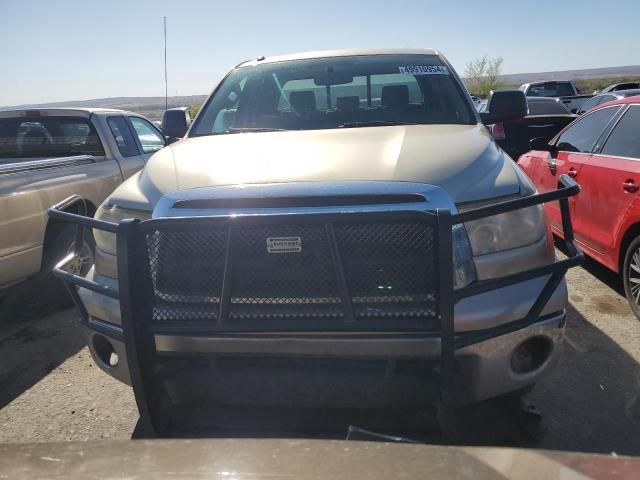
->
left=78, top=268, right=568, bottom=403
left=82, top=304, right=566, bottom=405
left=49, top=175, right=582, bottom=435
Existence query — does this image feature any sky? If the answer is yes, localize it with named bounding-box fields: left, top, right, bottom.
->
left=1, top=0, right=639, bottom=106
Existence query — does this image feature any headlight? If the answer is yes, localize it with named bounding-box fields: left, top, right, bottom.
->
left=463, top=204, right=546, bottom=256
left=94, top=203, right=151, bottom=256
left=452, top=224, right=477, bottom=289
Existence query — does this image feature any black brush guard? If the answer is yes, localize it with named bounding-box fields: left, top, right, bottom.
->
left=49, top=175, right=583, bottom=438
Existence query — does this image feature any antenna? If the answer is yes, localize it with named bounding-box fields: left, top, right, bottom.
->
left=163, top=16, right=168, bottom=113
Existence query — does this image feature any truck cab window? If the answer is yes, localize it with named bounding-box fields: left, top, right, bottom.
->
left=528, top=82, right=575, bottom=97
left=0, top=117, right=104, bottom=159
left=129, top=117, right=166, bottom=154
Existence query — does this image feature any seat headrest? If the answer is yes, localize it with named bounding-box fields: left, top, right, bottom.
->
left=381, top=85, right=409, bottom=108
left=24, top=127, right=50, bottom=141
left=289, top=91, right=317, bottom=114
left=20, top=128, right=51, bottom=147
left=18, top=128, right=52, bottom=155
left=336, top=96, right=360, bottom=111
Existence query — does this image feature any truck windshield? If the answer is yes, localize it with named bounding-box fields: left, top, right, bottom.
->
left=190, top=54, right=474, bottom=136
left=0, top=116, right=105, bottom=160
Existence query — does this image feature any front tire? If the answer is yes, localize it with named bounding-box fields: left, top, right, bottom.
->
left=40, top=224, right=95, bottom=308
left=622, top=235, right=640, bottom=320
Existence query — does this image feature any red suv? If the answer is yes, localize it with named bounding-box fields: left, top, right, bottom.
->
left=518, top=96, right=640, bottom=318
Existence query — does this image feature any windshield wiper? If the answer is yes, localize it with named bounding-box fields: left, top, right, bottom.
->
left=338, top=121, right=421, bottom=128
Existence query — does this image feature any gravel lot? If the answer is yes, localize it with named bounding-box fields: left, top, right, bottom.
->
left=1, top=258, right=639, bottom=455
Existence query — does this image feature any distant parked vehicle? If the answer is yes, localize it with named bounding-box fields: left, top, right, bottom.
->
left=0, top=108, right=166, bottom=307
left=519, top=81, right=593, bottom=114
left=489, top=97, right=576, bottom=160
left=596, top=82, right=640, bottom=94
left=576, top=89, right=640, bottom=114
left=518, top=95, right=640, bottom=318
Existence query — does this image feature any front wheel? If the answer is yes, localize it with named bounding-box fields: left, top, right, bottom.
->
left=622, top=235, right=640, bottom=320
left=40, top=224, right=95, bottom=308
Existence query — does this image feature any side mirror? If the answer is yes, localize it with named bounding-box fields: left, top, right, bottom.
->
left=530, top=136, right=558, bottom=154
left=162, top=107, right=192, bottom=140
left=480, top=90, right=527, bottom=125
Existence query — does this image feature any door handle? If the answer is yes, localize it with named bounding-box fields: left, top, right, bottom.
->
left=623, top=179, right=639, bottom=193
left=567, top=167, right=577, bottom=178
left=547, top=157, right=557, bottom=174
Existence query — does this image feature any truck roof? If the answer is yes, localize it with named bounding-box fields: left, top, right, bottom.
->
left=0, top=107, right=140, bottom=119
left=237, top=48, right=440, bottom=67
left=522, top=80, right=574, bottom=87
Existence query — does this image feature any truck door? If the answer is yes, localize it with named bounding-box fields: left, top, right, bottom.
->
left=106, top=115, right=146, bottom=180
left=537, top=105, right=622, bottom=236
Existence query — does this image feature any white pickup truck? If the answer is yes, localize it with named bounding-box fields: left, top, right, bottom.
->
left=519, top=81, right=593, bottom=114
left=51, top=49, right=583, bottom=437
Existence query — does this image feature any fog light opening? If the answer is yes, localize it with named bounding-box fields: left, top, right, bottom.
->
left=510, top=336, right=552, bottom=375
left=92, top=334, right=118, bottom=368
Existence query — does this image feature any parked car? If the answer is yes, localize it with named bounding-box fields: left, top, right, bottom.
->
left=519, top=81, right=593, bottom=114
left=576, top=89, right=640, bottom=114
left=490, top=97, right=576, bottom=160
left=518, top=95, right=640, bottom=318
left=51, top=49, right=580, bottom=436
left=596, top=82, right=640, bottom=94
left=0, top=108, right=166, bottom=307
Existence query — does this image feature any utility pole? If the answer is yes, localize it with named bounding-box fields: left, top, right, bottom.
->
left=163, top=16, right=168, bottom=113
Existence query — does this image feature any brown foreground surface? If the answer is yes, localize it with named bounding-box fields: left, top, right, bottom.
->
left=1, top=258, right=639, bottom=455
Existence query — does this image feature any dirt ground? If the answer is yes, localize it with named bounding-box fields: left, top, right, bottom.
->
left=1, top=257, right=639, bottom=455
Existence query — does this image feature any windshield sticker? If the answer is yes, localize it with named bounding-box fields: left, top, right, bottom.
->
left=399, top=65, right=449, bottom=75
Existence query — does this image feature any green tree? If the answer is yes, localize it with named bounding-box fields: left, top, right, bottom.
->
left=188, top=104, right=201, bottom=119
left=464, top=55, right=505, bottom=97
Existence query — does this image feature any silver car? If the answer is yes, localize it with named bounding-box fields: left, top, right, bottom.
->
left=51, top=49, right=582, bottom=436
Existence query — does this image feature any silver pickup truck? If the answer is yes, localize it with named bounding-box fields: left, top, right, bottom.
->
left=519, top=81, right=593, bottom=114
left=51, top=49, right=582, bottom=437
left=0, top=108, right=166, bottom=312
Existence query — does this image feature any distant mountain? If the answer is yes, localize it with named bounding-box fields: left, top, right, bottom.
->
left=495, top=65, right=640, bottom=86
left=3, top=65, right=640, bottom=120
left=1, top=95, right=209, bottom=121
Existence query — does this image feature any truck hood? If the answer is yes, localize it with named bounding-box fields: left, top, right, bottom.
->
left=113, top=124, right=523, bottom=210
